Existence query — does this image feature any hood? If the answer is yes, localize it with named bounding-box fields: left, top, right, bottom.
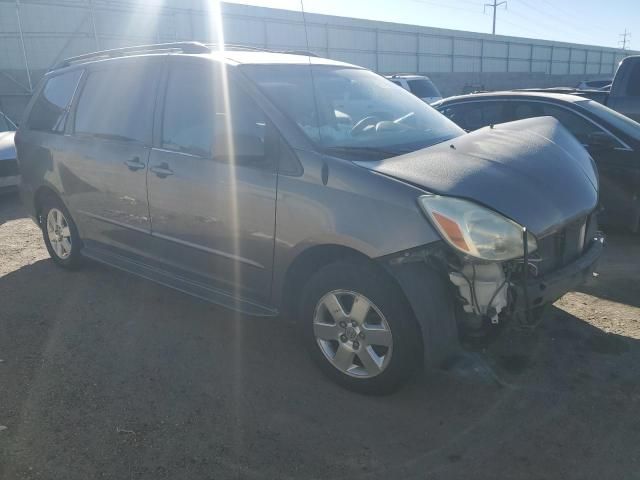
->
left=359, top=116, right=598, bottom=237
left=0, top=130, right=16, bottom=161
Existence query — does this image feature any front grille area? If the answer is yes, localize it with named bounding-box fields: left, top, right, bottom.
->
left=530, top=214, right=593, bottom=276
left=0, top=158, right=18, bottom=177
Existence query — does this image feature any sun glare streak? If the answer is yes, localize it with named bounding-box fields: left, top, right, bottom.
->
left=120, top=0, right=164, bottom=48
left=207, top=0, right=244, bottom=462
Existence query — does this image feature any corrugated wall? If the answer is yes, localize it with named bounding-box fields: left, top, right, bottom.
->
left=0, top=0, right=634, bottom=120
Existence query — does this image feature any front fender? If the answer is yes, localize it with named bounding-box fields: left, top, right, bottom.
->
left=380, top=247, right=461, bottom=368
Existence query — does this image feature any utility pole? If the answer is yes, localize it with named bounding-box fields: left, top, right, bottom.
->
left=484, top=0, right=507, bottom=35
left=619, top=29, right=631, bottom=50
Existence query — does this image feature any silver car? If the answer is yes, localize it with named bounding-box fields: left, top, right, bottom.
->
left=0, top=111, right=18, bottom=192
left=17, top=43, right=603, bottom=394
left=386, top=74, right=443, bottom=104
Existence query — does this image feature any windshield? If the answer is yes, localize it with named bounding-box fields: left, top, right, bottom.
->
left=408, top=78, right=441, bottom=98
left=578, top=99, right=640, bottom=139
left=241, top=65, right=463, bottom=154
left=0, top=113, right=11, bottom=132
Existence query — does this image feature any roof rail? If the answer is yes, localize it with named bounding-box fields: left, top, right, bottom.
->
left=51, top=41, right=210, bottom=70
left=205, top=43, right=268, bottom=52
left=206, top=43, right=319, bottom=57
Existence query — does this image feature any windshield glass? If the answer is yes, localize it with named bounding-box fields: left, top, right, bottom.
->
left=241, top=65, right=463, bottom=154
left=0, top=114, right=10, bottom=132
left=408, top=78, right=441, bottom=98
left=578, top=99, right=640, bottom=139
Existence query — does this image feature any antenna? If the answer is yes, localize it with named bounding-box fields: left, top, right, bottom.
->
left=299, top=0, right=323, bottom=144
left=300, top=0, right=312, bottom=53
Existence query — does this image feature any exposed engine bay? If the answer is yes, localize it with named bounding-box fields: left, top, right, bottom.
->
left=449, top=263, right=508, bottom=325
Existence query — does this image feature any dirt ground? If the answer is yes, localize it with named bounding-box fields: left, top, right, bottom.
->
left=1, top=192, right=639, bottom=480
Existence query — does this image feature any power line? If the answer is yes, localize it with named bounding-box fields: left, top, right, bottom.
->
left=484, top=0, right=507, bottom=35
left=619, top=28, right=631, bottom=50
left=515, top=0, right=595, bottom=44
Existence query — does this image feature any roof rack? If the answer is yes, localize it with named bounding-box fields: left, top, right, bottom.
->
left=52, top=41, right=211, bottom=70
left=51, top=41, right=320, bottom=71
left=206, top=44, right=319, bottom=57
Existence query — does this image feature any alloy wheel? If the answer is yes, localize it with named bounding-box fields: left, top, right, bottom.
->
left=313, top=290, right=393, bottom=378
left=46, top=208, right=72, bottom=260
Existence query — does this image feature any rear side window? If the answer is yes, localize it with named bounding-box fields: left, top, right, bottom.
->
left=439, top=101, right=508, bottom=131
left=162, top=63, right=270, bottom=167
left=74, top=66, right=156, bottom=143
left=28, top=70, right=82, bottom=133
left=407, top=79, right=440, bottom=98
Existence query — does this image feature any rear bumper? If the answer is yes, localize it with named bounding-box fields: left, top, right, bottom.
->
left=512, top=233, right=605, bottom=311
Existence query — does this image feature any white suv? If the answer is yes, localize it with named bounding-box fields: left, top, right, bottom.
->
left=386, top=74, right=443, bottom=104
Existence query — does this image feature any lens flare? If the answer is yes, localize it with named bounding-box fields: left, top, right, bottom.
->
left=206, top=0, right=244, bottom=461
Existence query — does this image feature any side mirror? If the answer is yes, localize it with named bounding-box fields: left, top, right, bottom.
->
left=587, top=131, right=617, bottom=150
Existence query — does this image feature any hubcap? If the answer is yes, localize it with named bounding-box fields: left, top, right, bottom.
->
left=46, top=208, right=72, bottom=260
left=313, top=290, right=393, bottom=378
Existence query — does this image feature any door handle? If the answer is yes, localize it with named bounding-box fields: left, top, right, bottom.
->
left=124, top=157, right=145, bottom=171
left=150, top=163, right=174, bottom=178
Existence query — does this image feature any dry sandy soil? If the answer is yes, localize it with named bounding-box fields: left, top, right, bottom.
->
left=1, top=192, right=639, bottom=480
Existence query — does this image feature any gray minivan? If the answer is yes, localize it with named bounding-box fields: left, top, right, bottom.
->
left=17, top=43, right=603, bottom=394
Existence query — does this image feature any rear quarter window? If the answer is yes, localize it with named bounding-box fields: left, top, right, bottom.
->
left=407, top=79, right=440, bottom=98
left=27, top=70, right=82, bottom=133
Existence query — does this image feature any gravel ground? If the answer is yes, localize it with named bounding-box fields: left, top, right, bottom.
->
left=1, top=192, right=639, bottom=480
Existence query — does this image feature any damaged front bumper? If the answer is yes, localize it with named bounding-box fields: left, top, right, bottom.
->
left=510, top=232, right=605, bottom=313
left=381, top=232, right=604, bottom=365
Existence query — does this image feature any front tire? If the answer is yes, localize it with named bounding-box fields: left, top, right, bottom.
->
left=41, top=195, right=83, bottom=269
left=300, top=260, right=422, bottom=394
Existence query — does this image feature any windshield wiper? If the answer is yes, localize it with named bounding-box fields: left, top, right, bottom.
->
left=91, top=133, right=138, bottom=143
left=323, top=145, right=410, bottom=158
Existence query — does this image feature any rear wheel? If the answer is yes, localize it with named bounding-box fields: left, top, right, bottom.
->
left=300, top=261, right=422, bottom=394
left=41, top=196, right=83, bottom=269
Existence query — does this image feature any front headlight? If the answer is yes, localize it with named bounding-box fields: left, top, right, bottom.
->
left=418, top=194, right=537, bottom=261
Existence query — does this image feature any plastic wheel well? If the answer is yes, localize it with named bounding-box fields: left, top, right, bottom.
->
left=33, top=186, right=63, bottom=226
left=281, top=244, right=406, bottom=320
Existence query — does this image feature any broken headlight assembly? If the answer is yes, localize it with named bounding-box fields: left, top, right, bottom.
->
left=418, top=194, right=537, bottom=261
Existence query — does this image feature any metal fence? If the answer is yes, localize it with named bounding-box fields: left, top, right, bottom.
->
left=0, top=0, right=634, bottom=116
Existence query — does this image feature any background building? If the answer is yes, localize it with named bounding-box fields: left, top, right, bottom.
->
left=0, top=0, right=634, bottom=121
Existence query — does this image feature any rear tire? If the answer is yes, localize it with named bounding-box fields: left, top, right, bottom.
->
left=300, top=260, right=422, bottom=395
left=41, top=195, right=83, bottom=270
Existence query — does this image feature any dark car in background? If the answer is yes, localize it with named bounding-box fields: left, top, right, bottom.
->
left=569, top=56, right=640, bottom=122
left=435, top=92, right=640, bottom=232
left=0, top=110, right=18, bottom=193
left=17, top=43, right=603, bottom=393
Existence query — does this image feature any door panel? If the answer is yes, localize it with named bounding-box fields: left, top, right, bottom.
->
left=63, top=61, right=159, bottom=254
left=146, top=58, right=277, bottom=304
left=147, top=149, right=277, bottom=302
left=62, top=136, right=152, bottom=251
left=588, top=147, right=640, bottom=229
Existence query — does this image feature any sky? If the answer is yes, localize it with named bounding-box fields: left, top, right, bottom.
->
left=225, top=0, right=639, bottom=49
